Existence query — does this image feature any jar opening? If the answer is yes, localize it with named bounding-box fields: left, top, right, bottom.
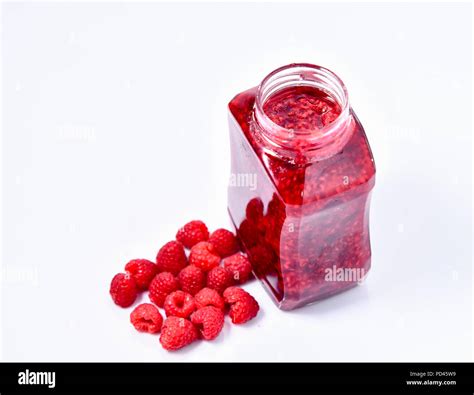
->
left=254, top=63, right=353, bottom=161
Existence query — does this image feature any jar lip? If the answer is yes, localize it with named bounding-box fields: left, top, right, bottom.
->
left=255, top=63, right=350, bottom=139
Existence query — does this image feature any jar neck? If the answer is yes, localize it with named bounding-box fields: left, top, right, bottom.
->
left=253, top=63, right=354, bottom=163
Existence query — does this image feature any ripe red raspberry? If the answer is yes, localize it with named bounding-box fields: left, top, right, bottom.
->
left=222, top=286, right=250, bottom=304
left=178, top=265, right=205, bottom=296
left=194, top=288, right=225, bottom=311
left=160, top=316, right=199, bottom=351
left=223, top=286, right=259, bottom=324
left=130, top=303, right=163, bottom=333
left=176, top=220, right=209, bottom=249
left=223, top=253, right=253, bottom=284
left=110, top=273, right=138, bottom=307
left=191, top=306, right=224, bottom=340
left=149, top=272, right=179, bottom=307
left=189, top=241, right=220, bottom=272
left=206, top=266, right=234, bottom=295
left=156, top=241, right=187, bottom=275
left=228, top=297, right=259, bottom=325
left=125, top=259, right=158, bottom=290
left=209, top=228, right=239, bottom=258
left=164, top=290, right=196, bottom=318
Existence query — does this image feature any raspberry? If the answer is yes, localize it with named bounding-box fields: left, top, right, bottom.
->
left=209, top=228, right=239, bottom=258
left=223, top=286, right=259, bottom=324
left=110, top=273, right=138, bottom=307
left=178, top=265, right=205, bottom=296
left=164, top=290, right=196, bottom=318
left=222, top=286, right=250, bottom=304
left=125, top=259, right=158, bottom=290
left=223, top=253, right=253, bottom=284
left=191, top=306, right=224, bottom=340
left=160, top=316, right=199, bottom=351
left=194, top=288, right=225, bottom=311
left=228, top=297, right=259, bottom=324
left=149, top=272, right=179, bottom=307
left=130, top=303, right=163, bottom=333
left=189, top=241, right=220, bottom=272
left=176, top=220, right=209, bottom=249
left=156, top=241, right=188, bottom=275
left=206, top=266, right=234, bottom=295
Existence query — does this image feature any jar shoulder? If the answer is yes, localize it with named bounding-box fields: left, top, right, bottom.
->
left=228, top=90, right=375, bottom=205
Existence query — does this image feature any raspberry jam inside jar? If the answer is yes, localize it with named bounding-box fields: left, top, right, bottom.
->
left=227, top=63, right=376, bottom=310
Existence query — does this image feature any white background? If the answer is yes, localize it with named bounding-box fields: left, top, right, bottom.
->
left=1, top=2, right=472, bottom=361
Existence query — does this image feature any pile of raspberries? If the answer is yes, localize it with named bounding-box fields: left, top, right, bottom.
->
left=109, top=220, right=259, bottom=351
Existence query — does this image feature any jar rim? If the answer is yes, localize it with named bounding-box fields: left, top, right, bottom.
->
left=254, top=63, right=350, bottom=141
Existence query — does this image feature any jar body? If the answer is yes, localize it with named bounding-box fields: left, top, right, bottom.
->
left=228, top=83, right=375, bottom=310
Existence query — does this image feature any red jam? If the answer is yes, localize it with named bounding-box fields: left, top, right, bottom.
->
left=227, top=64, right=376, bottom=310
left=263, top=86, right=341, bottom=131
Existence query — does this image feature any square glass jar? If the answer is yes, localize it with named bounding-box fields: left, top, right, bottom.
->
left=227, top=64, right=376, bottom=310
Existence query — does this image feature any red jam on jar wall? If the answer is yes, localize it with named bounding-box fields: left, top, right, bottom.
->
left=227, top=64, right=376, bottom=310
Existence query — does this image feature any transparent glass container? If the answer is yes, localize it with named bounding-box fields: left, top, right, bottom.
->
left=227, top=63, right=376, bottom=310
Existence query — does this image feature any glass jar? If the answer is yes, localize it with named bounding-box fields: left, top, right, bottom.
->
left=227, top=63, right=376, bottom=310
